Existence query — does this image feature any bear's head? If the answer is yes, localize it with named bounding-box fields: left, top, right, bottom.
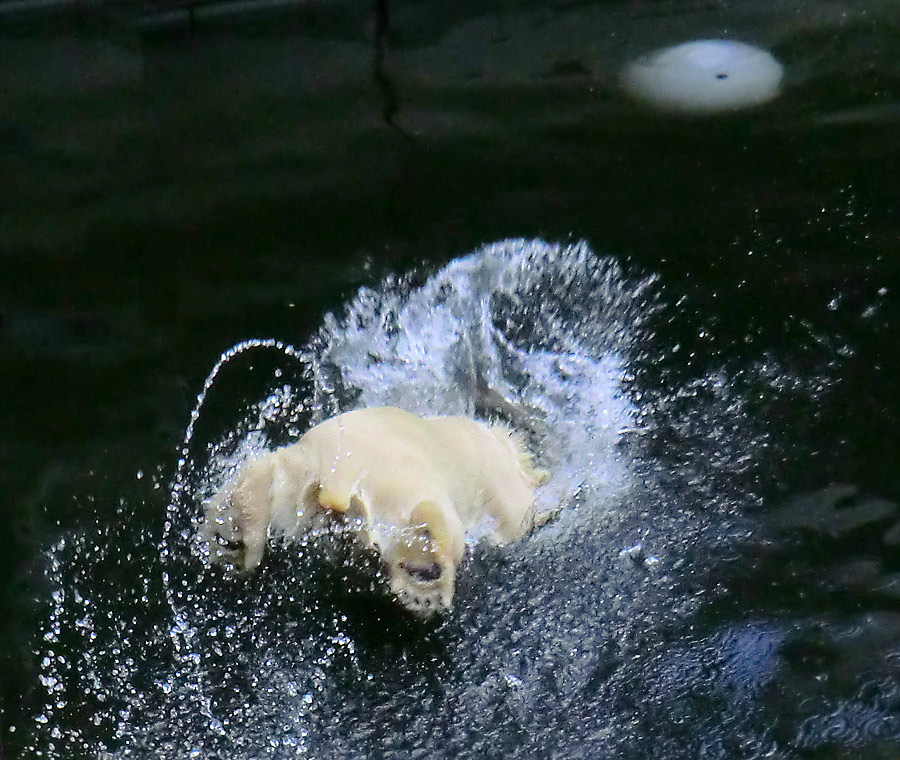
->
left=375, top=500, right=465, bottom=618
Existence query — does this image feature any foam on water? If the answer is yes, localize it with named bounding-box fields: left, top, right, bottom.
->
left=13, top=239, right=900, bottom=759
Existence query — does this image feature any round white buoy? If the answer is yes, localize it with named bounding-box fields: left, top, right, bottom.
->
left=622, top=39, right=784, bottom=114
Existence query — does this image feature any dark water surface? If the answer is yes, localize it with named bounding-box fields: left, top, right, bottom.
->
left=1, top=1, right=899, bottom=758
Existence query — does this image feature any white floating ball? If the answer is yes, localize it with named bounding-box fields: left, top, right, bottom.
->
left=622, top=39, right=784, bottom=113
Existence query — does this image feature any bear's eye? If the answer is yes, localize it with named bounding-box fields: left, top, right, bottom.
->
left=400, top=561, right=442, bottom=582
left=214, top=533, right=245, bottom=551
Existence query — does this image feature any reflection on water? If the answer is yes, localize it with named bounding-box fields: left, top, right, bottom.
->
left=12, top=240, right=900, bottom=758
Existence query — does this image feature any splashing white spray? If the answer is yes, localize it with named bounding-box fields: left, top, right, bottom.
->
left=20, top=238, right=882, bottom=760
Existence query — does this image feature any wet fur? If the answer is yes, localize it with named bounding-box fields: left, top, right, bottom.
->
left=202, top=406, right=549, bottom=616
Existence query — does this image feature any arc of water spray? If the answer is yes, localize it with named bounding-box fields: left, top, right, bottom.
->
left=166, top=337, right=307, bottom=529
left=158, top=339, right=308, bottom=740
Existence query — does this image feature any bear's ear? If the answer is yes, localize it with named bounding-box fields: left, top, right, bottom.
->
left=409, top=500, right=465, bottom=566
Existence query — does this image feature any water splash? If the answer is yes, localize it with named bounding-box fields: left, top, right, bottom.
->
left=302, top=238, right=657, bottom=514
left=14, top=239, right=899, bottom=759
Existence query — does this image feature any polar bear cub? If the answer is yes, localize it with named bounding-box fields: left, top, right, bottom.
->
left=202, top=406, right=549, bottom=616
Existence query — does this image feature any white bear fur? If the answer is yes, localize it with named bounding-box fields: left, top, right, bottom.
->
left=202, top=406, right=549, bottom=616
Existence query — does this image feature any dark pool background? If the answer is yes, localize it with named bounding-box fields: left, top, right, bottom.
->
left=1, top=0, right=899, bottom=757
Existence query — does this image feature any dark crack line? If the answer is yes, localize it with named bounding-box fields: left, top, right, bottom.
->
left=373, top=0, right=414, bottom=141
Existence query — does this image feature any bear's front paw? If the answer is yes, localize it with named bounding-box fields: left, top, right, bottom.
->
left=203, top=453, right=283, bottom=572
